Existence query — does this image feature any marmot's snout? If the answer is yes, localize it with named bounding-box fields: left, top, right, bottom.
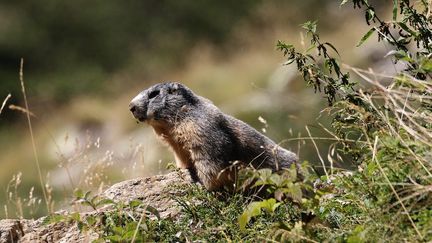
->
left=129, top=82, right=190, bottom=123
left=129, top=93, right=148, bottom=122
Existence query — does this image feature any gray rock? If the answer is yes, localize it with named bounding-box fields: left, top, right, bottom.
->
left=0, top=219, right=24, bottom=243
left=0, top=169, right=197, bottom=243
left=104, top=169, right=196, bottom=218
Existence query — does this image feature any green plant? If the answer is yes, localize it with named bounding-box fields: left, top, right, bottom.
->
left=44, top=184, right=301, bottom=242
left=274, top=0, right=432, bottom=241
left=237, top=162, right=323, bottom=241
left=45, top=190, right=161, bottom=242
left=164, top=184, right=299, bottom=242
left=72, top=189, right=114, bottom=212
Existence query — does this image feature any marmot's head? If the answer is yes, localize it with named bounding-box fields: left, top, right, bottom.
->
left=129, top=82, right=198, bottom=125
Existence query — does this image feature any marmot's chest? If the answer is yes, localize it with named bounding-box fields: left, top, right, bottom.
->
left=171, top=120, right=203, bottom=149
left=151, top=120, right=201, bottom=168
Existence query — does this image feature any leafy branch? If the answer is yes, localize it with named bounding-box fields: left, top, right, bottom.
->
left=274, top=0, right=432, bottom=241
left=277, top=21, right=355, bottom=106
left=343, top=0, right=432, bottom=79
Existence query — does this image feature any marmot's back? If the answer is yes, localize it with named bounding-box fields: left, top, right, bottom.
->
left=129, top=82, right=298, bottom=190
left=224, top=115, right=298, bottom=170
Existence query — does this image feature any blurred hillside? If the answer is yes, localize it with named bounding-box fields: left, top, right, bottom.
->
left=0, top=0, right=392, bottom=218
left=0, top=0, right=261, bottom=107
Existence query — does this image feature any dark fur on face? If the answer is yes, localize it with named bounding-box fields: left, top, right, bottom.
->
left=129, top=82, right=198, bottom=124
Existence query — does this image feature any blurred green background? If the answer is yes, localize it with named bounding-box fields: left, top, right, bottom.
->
left=0, top=0, right=390, bottom=218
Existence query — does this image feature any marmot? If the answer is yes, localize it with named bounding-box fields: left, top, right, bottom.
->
left=129, top=82, right=298, bottom=191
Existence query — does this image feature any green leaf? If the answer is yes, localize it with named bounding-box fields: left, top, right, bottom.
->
left=248, top=201, right=264, bottom=217
left=261, top=198, right=276, bottom=212
left=393, top=0, right=398, bottom=21
left=238, top=199, right=282, bottom=230
left=86, top=215, right=96, bottom=226
left=82, top=201, right=92, bottom=208
left=42, top=214, right=66, bottom=225
left=421, top=59, right=432, bottom=72
left=274, top=189, right=285, bottom=201
left=238, top=201, right=264, bottom=230
left=145, top=205, right=161, bottom=220
left=397, top=22, right=418, bottom=37
left=125, top=222, right=138, bottom=232
left=356, top=28, right=375, bottom=47
left=84, top=191, right=92, bottom=200
left=70, top=212, right=81, bottom=222
left=276, top=40, right=293, bottom=50
left=270, top=173, right=282, bottom=186
left=288, top=184, right=303, bottom=203
left=253, top=177, right=267, bottom=187
left=305, top=54, right=316, bottom=61
left=129, top=200, right=142, bottom=209
left=324, top=42, right=340, bottom=56
left=96, top=198, right=115, bottom=207
left=258, top=168, right=272, bottom=180
left=113, top=226, right=125, bottom=235
left=366, top=9, right=375, bottom=22
left=347, top=225, right=366, bottom=243
left=74, top=188, right=84, bottom=199
left=288, top=163, right=298, bottom=181
left=106, top=235, right=123, bottom=242
left=238, top=211, right=250, bottom=231
left=384, top=50, right=412, bottom=62
left=90, top=196, right=100, bottom=208
left=366, top=161, right=378, bottom=176
left=283, top=59, right=295, bottom=65
left=265, top=199, right=281, bottom=212
left=77, top=221, right=85, bottom=231
left=301, top=21, right=317, bottom=35
left=123, top=229, right=137, bottom=240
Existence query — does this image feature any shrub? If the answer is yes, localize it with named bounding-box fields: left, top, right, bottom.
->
left=241, top=0, right=432, bottom=241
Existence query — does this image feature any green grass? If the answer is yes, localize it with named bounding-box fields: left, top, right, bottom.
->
left=48, top=184, right=302, bottom=242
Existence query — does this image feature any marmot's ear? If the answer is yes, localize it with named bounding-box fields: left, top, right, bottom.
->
left=167, top=82, right=181, bottom=94
left=168, top=82, right=198, bottom=105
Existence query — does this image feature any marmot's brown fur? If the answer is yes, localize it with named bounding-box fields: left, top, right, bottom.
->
left=129, top=82, right=298, bottom=191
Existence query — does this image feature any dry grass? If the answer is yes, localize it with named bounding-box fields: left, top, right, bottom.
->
left=0, top=93, right=11, bottom=115
left=18, top=59, right=51, bottom=214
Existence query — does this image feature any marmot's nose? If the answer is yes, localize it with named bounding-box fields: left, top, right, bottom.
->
left=129, top=103, right=137, bottom=113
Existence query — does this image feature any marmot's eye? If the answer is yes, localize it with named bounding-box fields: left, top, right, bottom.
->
left=148, top=90, right=159, bottom=99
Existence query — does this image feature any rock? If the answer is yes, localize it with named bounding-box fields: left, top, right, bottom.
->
left=19, top=217, right=98, bottom=243
left=103, top=169, right=196, bottom=218
left=0, top=169, right=198, bottom=243
left=0, top=219, right=24, bottom=243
